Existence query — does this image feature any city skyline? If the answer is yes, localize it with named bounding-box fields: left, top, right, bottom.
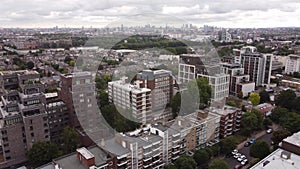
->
left=0, top=0, right=300, bottom=28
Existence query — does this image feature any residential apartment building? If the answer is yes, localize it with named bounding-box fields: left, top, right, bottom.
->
left=137, top=69, right=173, bottom=111
left=58, top=72, right=110, bottom=147
left=136, top=69, right=173, bottom=120
left=240, top=46, right=273, bottom=86
left=0, top=70, right=50, bottom=168
left=221, top=63, right=255, bottom=97
left=150, top=110, right=220, bottom=164
left=108, top=79, right=152, bottom=124
left=45, top=92, right=69, bottom=144
left=179, top=54, right=229, bottom=102
left=285, top=54, right=300, bottom=74
left=209, top=105, right=243, bottom=138
left=197, top=73, right=230, bottom=102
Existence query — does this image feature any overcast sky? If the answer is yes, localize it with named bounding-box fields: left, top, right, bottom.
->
left=1, top=0, right=300, bottom=28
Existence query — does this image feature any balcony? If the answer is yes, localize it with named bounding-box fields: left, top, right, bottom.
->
left=172, top=155, right=180, bottom=161
left=172, top=144, right=180, bottom=149
left=172, top=139, right=180, bottom=144
left=152, top=158, right=160, bottom=164
left=143, top=156, right=152, bottom=162
left=153, top=151, right=161, bottom=157
left=144, top=163, right=152, bottom=168
left=117, top=160, right=128, bottom=167
left=172, top=150, right=180, bottom=154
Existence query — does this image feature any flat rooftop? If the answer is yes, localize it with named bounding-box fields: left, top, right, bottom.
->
left=0, top=70, right=39, bottom=76
left=209, top=105, right=240, bottom=116
left=250, top=148, right=300, bottom=169
left=283, top=132, right=300, bottom=147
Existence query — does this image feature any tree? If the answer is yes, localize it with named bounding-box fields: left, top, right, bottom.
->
left=252, top=109, right=263, bottom=130
left=275, top=90, right=296, bottom=110
left=174, top=155, right=197, bottom=169
left=249, top=92, right=260, bottom=106
left=193, top=149, right=210, bottom=166
left=64, top=56, right=72, bottom=64
left=241, top=112, right=258, bottom=131
left=62, top=126, right=80, bottom=154
left=259, top=90, right=270, bottom=103
left=271, top=130, right=291, bottom=146
left=27, top=142, right=62, bottom=168
left=26, top=61, right=35, bottom=70
left=171, top=93, right=181, bottom=118
left=209, top=159, right=229, bottom=169
left=98, top=90, right=109, bottom=108
left=220, top=136, right=238, bottom=154
left=263, top=117, right=272, bottom=129
left=270, top=107, right=289, bottom=124
left=250, top=140, right=270, bottom=159
left=69, top=60, right=75, bottom=67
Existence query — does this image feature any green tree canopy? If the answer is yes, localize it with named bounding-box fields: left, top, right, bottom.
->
left=275, top=90, right=296, bottom=110
left=193, top=149, right=210, bottom=166
left=26, top=61, right=35, bottom=70
left=271, top=130, right=291, bottom=146
left=27, top=142, right=62, bottom=168
left=209, top=159, right=229, bottom=169
left=259, top=90, right=270, bottom=103
left=220, top=136, right=238, bottom=154
left=62, top=126, right=80, bottom=154
left=250, top=140, right=270, bottom=159
left=174, top=155, right=197, bottom=169
left=249, top=92, right=260, bottom=106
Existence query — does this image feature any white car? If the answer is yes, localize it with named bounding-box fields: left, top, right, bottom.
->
left=241, top=159, right=248, bottom=165
left=232, top=149, right=238, bottom=155
left=267, top=129, right=273, bottom=134
left=234, top=153, right=241, bottom=159
left=237, top=155, right=246, bottom=162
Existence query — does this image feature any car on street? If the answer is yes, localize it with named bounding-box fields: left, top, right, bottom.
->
left=249, top=138, right=256, bottom=144
left=244, top=142, right=250, bottom=147
left=267, top=128, right=273, bottom=134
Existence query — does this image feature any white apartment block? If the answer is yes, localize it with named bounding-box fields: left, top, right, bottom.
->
left=285, top=54, right=300, bottom=74
left=108, top=80, right=152, bottom=124
left=197, top=73, right=230, bottom=102
left=178, top=63, right=196, bottom=84
left=150, top=110, right=220, bottom=164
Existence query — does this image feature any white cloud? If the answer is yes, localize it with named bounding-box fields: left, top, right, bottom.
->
left=0, top=0, right=299, bottom=28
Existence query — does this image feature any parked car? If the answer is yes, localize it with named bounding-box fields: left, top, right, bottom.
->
left=249, top=138, right=256, bottom=144
left=232, top=149, right=238, bottom=155
left=234, top=153, right=241, bottom=159
left=234, top=164, right=243, bottom=169
left=244, top=142, right=250, bottom=147
left=241, top=159, right=248, bottom=165
left=267, top=128, right=273, bottom=134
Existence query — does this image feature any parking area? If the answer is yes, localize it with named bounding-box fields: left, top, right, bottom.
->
left=224, top=130, right=273, bottom=169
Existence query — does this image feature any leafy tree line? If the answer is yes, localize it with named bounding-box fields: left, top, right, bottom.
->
left=26, top=126, right=80, bottom=168
left=275, top=89, right=300, bottom=113
left=111, top=35, right=188, bottom=55
left=240, top=110, right=264, bottom=136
